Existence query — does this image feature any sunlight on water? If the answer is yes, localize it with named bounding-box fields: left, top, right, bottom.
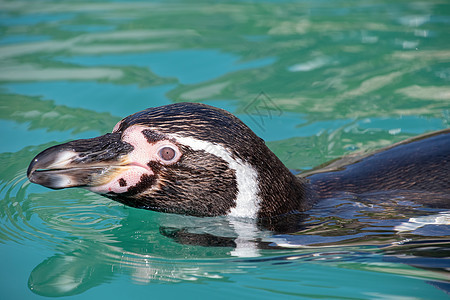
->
left=0, top=0, right=449, bottom=298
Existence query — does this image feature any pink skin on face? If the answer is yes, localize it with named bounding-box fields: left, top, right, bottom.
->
left=87, top=125, right=181, bottom=194
left=112, top=121, right=121, bottom=133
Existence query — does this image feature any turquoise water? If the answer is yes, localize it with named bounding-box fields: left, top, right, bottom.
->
left=1, top=0, right=449, bottom=299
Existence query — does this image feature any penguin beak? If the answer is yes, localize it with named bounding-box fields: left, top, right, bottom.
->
left=27, top=133, right=134, bottom=190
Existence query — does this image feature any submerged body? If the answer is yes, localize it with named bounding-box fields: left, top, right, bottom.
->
left=27, top=103, right=450, bottom=229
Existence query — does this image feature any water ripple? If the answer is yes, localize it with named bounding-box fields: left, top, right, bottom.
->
left=0, top=168, right=124, bottom=248
left=0, top=0, right=449, bottom=297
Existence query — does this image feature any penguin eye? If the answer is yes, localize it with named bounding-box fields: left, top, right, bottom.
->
left=158, top=146, right=177, bottom=162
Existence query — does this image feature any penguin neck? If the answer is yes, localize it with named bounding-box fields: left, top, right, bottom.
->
left=250, top=147, right=314, bottom=220
left=258, top=171, right=313, bottom=219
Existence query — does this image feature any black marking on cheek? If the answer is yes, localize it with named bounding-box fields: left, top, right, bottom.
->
left=142, top=130, right=166, bottom=143
left=125, top=174, right=157, bottom=195
left=118, top=178, right=127, bottom=187
left=147, top=161, right=162, bottom=173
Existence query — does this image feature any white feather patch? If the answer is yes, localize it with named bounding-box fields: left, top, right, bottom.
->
left=173, top=135, right=261, bottom=218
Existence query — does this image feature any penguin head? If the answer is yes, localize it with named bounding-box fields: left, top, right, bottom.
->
left=28, top=103, right=307, bottom=219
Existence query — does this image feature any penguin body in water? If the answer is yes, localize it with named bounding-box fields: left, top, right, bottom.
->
left=27, top=103, right=450, bottom=231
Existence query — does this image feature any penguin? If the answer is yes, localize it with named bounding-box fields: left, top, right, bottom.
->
left=27, top=103, right=450, bottom=229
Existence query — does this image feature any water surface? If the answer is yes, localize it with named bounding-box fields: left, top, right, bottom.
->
left=0, top=0, right=449, bottom=299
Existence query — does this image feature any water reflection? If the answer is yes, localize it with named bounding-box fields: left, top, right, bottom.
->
left=1, top=0, right=450, bottom=298
left=1, top=162, right=448, bottom=296
left=4, top=81, right=175, bottom=116
left=0, top=106, right=447, bottom=296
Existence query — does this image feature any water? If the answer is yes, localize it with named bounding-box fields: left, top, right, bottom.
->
left=1, top=0, right=449, bottom=299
